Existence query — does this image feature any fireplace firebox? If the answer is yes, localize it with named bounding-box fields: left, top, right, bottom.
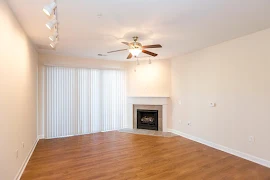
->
left=137, top=109, right=158, bottom=130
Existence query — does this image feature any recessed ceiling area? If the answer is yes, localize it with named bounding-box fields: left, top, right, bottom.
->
left=7, top=0, right=270, bottom=61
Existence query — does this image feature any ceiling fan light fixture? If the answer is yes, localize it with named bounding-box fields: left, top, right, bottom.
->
left=129, top=48, right=142, bottom=57
left=43, top=2, right=57, bottom=17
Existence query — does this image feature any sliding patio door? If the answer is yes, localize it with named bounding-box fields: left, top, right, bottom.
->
left=45, top=66, right=127, bottom=138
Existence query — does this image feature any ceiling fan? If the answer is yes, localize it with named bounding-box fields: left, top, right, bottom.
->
left=107, top=36, right=162, bottom=59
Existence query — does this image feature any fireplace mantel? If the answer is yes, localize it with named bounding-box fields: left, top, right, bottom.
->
left=127, top=96, right=170, bottom=132
left=127, top=96, right=170, bottom=98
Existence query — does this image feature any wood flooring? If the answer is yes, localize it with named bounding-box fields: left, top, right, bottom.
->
left=21, top=131, right=270, bottom=180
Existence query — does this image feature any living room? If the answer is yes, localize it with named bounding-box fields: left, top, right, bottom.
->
left=1, top=0, right=270, bottom=179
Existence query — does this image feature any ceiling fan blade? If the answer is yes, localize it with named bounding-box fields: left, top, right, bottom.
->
left=142, top=50, right=158, bottom=57
left=142, top=44, right=162, bottom=49
left=122, top=42, right=130, bottom=46
left=107, top=49, right=127, bottom=53
left=127, top=53, right=132, bottom=59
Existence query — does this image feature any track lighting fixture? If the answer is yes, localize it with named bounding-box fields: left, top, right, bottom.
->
left=46, top=16, right=57, bottom=30
left=43, top=1, right=57, bottom=17
left=50, top=41, right=58, bottom=49
left=49, top=32, right=58, bottom=42
left=43, top=1, right=59, bottom=49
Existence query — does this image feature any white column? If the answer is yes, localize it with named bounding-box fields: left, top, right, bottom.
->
left=162, top=105, right=168, bottom=132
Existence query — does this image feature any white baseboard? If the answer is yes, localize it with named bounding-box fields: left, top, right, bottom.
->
left=168, top=128, right=270, bottom=168
left=38, top=135, right=44, bottom=139
left=45, top=130, right=121, bottom=139
left=15, top=137, right=40, bottom=180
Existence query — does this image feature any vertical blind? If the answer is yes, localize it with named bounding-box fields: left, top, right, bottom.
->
left=45, top=66, right=127, bottom=138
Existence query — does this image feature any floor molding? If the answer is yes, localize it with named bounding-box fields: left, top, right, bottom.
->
left=44, top=130, right=120, bottom=139
left=15, top=137, right=40, bottom=180
left=168, top=128, right=270, bottom=168
left=38, top=135, right=44, bottom=139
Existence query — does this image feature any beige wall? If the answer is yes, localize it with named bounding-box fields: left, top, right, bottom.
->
left=171, top=28, right=270, bottom=161
left=127, top=59, right=171, bottom=97
left=0, top=1, right=38, bottom=179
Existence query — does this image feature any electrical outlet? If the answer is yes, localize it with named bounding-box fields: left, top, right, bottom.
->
left=178, top=120, right=182, bottom=124
left=248, top=136, right=255, bottom=143
left=209, top=102, right=216, bottom=107
left=187, top=121, right=191, bottom=126
left=178, top=100, right=182, bottom=105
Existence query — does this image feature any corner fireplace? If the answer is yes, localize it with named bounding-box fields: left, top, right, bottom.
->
left=137, top=109, right=158, bottom=131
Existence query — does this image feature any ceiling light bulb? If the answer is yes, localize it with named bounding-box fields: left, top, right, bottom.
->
left=49, top=32, right=58, bottom=41
left=50, top=41, right=58, bottom=48
left=43, top=2, right=57, bottom=17
left=129, top=48, right=142, bottom=57
left=46, top=18, right=57, bottom=30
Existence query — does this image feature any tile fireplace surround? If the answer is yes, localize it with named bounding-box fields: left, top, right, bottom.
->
left=127, top=97, right=169, bottom=132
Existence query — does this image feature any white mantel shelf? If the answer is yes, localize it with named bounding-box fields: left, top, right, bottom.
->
left=127, top=96, right=170, bottom=132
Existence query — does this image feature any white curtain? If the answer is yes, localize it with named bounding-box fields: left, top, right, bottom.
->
left=45, top=66, right=127, bottom=138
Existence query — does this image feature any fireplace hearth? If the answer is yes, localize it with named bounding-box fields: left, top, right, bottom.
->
left=137, top=109, right=158, bottom=131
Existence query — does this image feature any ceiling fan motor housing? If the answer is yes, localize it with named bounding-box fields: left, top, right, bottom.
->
left=129, top=42, right=142, bottom=50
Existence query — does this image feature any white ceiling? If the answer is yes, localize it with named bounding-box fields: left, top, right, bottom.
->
left=7, top=0, right=270, bottom=61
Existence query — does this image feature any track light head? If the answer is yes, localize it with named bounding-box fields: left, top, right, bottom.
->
left=46, top=17, right=57, bottom=30
left=50, top=41, right=58, bottom=49
left=49, top=32, right=58, bottom=42
left=43, top=2, right=57, bottom=17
